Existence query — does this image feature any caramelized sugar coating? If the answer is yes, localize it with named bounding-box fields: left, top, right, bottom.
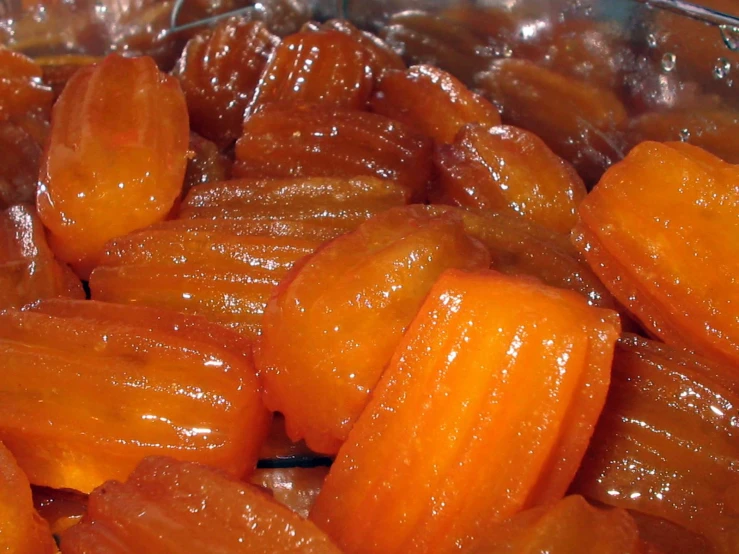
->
left=173, top=19, right=278, bottom=148
left=180, top=175, right=409, bottom=230
left=478, top=59, right=628, bottom=183
left=60, top=457, right=342, bottom=553
left=316, top=19, right=405, bottom=75
left=33, top=487, right=88, bottom=536
left=183, top=132, right=232, bottom=194
left=251, top=467, right=329, bottom=519
left=247, top=30, right=373, bottom=115
left=627, top=109, right=739, bottom=164
left=90, top=219, right=326, bottom=338
left=379, top=10, right=498, bottom=86
left=0, top=120, right=44, bottom=208
left=0, top=47, right=53, bottom=122
left=256, top=207, right=491, bottom=454
left=0, top=204, right=83, bottom=310
left=572, top=335, right=739, bottom=554
left=573, top=141, right=739, bottom=366
left=310, top=270, right=621, bottom=554
left=434, top=124, right=586, bottom=234
left=414, top=204, right=615, bottom=308
left=38, top=54, right=189, bottom=279
left=234, top=104, right=433, bottom=200
left=0, top=300, right=269, bottom=492
left=475, top=495, right=650, bottom=554
left=0, top=442, right=56, bottom=554
left=369, top=65, right=501, bottom=144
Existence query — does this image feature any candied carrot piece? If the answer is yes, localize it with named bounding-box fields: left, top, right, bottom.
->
left=38, top=54, right=189, bottom=278
left=310, top=269, right=620, bottom=554
left=0, top=441, right=56, bottom=554
left=0, top=204, right=83, bottom=310
left=90, top=219, right=327, bottom=338
left=370, top=65, right=501, bottom=144
left=173, top=19, right=278, bottom=147
left=476, top=495, right=652, bottom=554
left=256, top=208, right=491, bottom=454
left=0, top=300, right=269, bottom=492
left=477, top=58, right=628, bottom=183
left=433, top=124, right=586, bottom=234
left=247, top=30, right=373, bottom=115
left=572, top=141, right=739, bottom=366
left=60, top=457, right=342, bottom=554
left=251, top=467, right=329, bottom=519
left=183, top=132, right=232, bottom=193
left=234, top=104, right=433, bottom=201
left=316, top=19, right=405, bottom=75
left=572, top=334, right=739, bottom=554
left=179, top=175, right=410, bottom=231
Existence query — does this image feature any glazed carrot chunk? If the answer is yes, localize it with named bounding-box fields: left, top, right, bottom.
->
left=89, top=219, right=327, bottom=338
left=180, top=175, right=409, bottom=230
left=0, top=204, right=83, bottom=310
left=412, top=204, right=614, bottom=308
left=60, top=457, right=342, bottom=554
left=0, top=442, right=56, bottom=554
left=173, top=19, right=278, bottom=147
left=477, top=59, right=628, bottom=183
left=475, top=495, right=650, bottom=554
left=183, top=132, right=232, bottom=193
left=256, top=207, right=491, bottom=454
left=369, top=65, right=501, bottom=144
left=0, top=119, right=44, bottom=208
left=573, top=141, right=739, bottom=366
left=434, top=124, right=586, bottom=234
left=0, top=300, right=269, bottom=492
left=572, top=335, right=739, bottom=554
left=247, top=30, right=373, bottom=115
left=314, top=19, right=406, bottom=75
left=310, top=270, right=620, bottom=554
left=234, top=104, right=433, bottom=201
left=38, top=54, right=189, bottom=279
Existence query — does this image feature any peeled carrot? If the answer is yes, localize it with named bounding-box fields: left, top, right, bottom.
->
left=310, top=269, right=620, bottom=554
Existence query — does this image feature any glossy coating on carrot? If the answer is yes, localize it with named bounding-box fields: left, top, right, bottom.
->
left=234, top=104, right=433, bottom=201
left=183, top=132, right=232, bottom=193
left=37, top=54, right=189, bottom=278
left=248, top=30, right=373, bottom=115
left=38, top=55, right=101, bottom=101
left=0, top=442, right=56, bottom=554
left=405, top=204, right=615, bottom=309
left=251, top=467, right=329, bottom=519
left=316, top=19, right=406, bottom=75
left=572, top=335, right=739, bottom=554
left=0, top=300, right=269, bottom=492
left=90, top=219, right=326, bottom=338
left=0, top=47, right=53, bottom=121
left=0, top=119, right=45, bottom=208
left=0, top=204, right=83, bottom=310
left=173, top=19, right=278, bottom=147
left=60, top=457, right=342, bottom=554
left=573, top=141, right=739, bottom=366
left=257, top=208, right=491, bottom=454
left=477, top=58, right=628, bottom=183
left=434, top=124, right=586, bottom=233
left=180, top=175, right=409, bottom=229
left=310, top=269, right=621, bottom=553
left=370, top=65, right=501, bottom=144
left=473, top=495, right=649, bottom=554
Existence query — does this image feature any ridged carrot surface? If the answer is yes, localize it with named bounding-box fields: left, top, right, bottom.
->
left=311, top=269, right=620, bottom=554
